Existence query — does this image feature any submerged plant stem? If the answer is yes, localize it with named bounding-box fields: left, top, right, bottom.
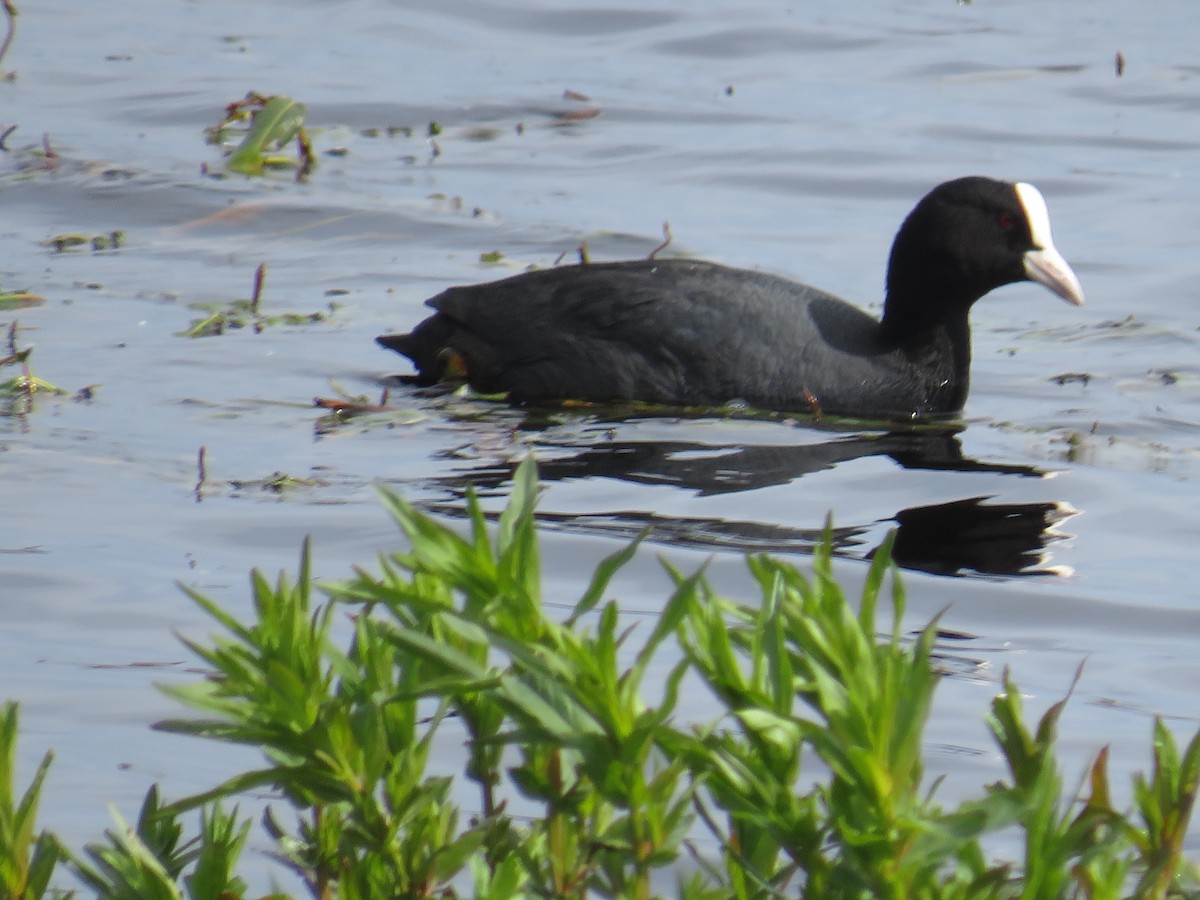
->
left=250, top=263, right=265, bottom=315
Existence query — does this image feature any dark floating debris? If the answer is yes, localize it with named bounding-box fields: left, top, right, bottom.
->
left=1155, top=369, right=1178, bottom=386
left=195, top=445, right=208, bottom=502
left=1051, top=372, right=1092, bottom=387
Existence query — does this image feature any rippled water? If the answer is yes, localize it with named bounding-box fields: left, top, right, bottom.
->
left=4, top=0, right=1200, bottom=888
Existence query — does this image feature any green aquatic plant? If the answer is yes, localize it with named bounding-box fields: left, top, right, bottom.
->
left=177, top=264, right=336, bottom=338
left=206, top=93, right=314, bottom=179
left=38, top=232, right=124, bottom=254
left=0, top=289, right=43, bottom=311
left=0, top=703, right=60, bottom=900
left=69, top=787, right=250, bottom=900
left=4, top=459, right=1200, bottom=897
left=0, top=325, right=71, bottom=417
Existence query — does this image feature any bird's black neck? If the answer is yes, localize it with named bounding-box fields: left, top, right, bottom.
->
left=879, top=295, right=973, bottom=410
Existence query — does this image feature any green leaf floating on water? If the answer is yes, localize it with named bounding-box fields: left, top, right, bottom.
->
left=226, top=96, right=308, bottom=176
left=0, top=290, right=44, bottom=311
left=0, top=373, right=66, bottom=396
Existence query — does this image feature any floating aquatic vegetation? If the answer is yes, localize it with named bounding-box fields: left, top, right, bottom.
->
left=227, top=471, right=321, bottom=494
left=313, top=383, right=426, bottom=434
left=178, top=263, right=337, bottom=338
left=0, top=321, right=83, bottom=418
left=0, top=288, right=43, bottom=311
left=205, top=92, right=314, bottom=180
left=192, top=444, right=324, bottom=501
left=38, top=230, right=124, bottom=254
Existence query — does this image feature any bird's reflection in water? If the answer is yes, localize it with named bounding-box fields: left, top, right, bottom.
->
left=428, top=424, right=1077, bottom=578
left=885, top=496, right=1076, bottom=577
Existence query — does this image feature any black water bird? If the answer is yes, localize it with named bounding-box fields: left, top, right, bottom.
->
left=378, top=176, right=1084, bottom=419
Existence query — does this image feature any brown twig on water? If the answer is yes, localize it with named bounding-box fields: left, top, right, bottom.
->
left=313, top=394, right=393, bottom=413
left=553, top=90, right=601, bottom=123
left=250, top=263, right=266, bottom=316
left=296, top=128, right=316, bottom=182
left=6, top=320, right=16, bottom=356
left=195, top=446, right=208, bottom=502
left=0, top=124, right=16, bottom=152
left=648, top=221, right=673, bottom=260
left=40, top=132, right=58, bottom=169
left=803, top=388, right=823, bottom=420
left=0, top=2, right=17, bottom=75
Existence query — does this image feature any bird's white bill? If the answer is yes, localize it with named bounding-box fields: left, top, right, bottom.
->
left=1023, top=245, right=1085, bottom=307
left=1015, top=181, right=1085, bottom=307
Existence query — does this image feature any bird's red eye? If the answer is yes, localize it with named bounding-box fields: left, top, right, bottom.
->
left=997, top=212, right=1013, bottom=230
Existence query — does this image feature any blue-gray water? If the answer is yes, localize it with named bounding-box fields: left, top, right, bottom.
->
left=4, top=0, right=1200, bottom=890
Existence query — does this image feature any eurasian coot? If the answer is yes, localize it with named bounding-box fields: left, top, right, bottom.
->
left=377, top=176, right=1084, bottom=419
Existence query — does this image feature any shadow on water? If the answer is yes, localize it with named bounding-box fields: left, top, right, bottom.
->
left=423, top=423, right=1078, bottom=578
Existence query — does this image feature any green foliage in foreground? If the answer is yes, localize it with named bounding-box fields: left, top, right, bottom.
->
left=4, top=458, right=1200, bottom=898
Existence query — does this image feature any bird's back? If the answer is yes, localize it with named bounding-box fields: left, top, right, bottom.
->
left=383, top=258, right=957, bottom=417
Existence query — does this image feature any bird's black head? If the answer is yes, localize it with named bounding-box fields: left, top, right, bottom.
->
left=882, top=176, right=1083, bottom=340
